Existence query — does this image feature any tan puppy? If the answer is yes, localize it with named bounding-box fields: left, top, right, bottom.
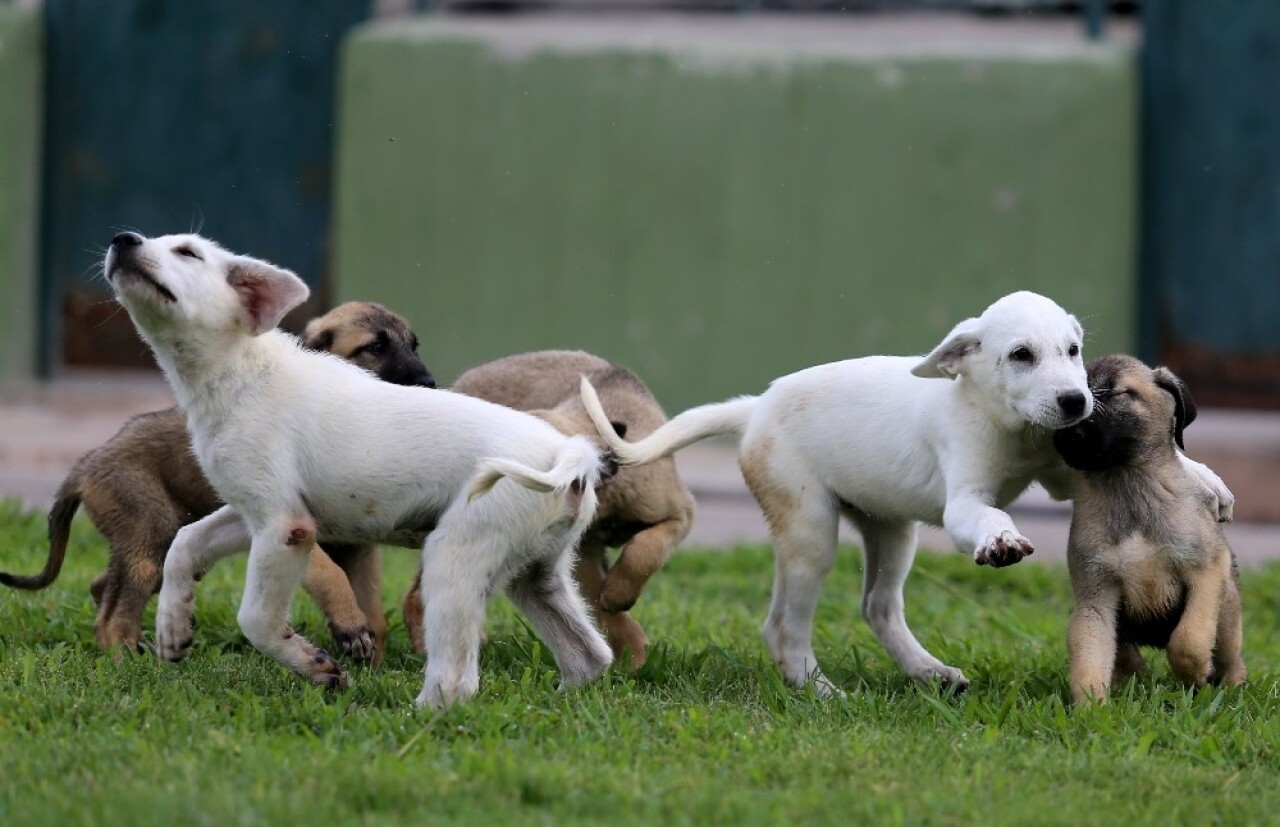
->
left=402, top=350, right=694, bottom=667
left=0, top=302, right=434, bottom=659
left=1053, top=355, right=1246, bottom=704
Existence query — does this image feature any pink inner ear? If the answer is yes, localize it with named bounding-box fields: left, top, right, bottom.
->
left=227, top=260, right=308, bottom=335
left=230, top=273, right=273, bottom=333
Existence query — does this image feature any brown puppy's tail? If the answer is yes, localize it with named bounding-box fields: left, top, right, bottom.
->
left=579, top=376, right=756, bottom=467
left=0, top=477, right=81, bottom=590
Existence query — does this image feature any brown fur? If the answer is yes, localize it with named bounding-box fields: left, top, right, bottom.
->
left=1057, top=355, right=1245, bottom=704
left=401, top=350, right=694, bottom=668
left=0, top=301, right=434, bottom=661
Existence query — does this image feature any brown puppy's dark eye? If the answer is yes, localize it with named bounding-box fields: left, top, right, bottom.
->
left=1010, top=347, right=1035, bottom=363
left=1068, top=344, right=1080, bottom=357
left=174, top=246, right=201, bottom=260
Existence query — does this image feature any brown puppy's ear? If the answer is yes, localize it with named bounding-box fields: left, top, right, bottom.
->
left=912, top=317, right=982, bottom=379
left=303, top=326, right=335, bottom=353
left=1153, top=366, right=1197, bottom=449
left=227, top=257, right=310, bottom=336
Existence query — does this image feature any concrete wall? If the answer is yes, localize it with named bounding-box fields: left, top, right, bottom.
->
left=0, top=7, right=41, bottom=387
left=334, top=16, right=1136, bottom=410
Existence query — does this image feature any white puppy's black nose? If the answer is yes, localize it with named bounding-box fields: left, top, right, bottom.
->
left=111, top=231, right=144, bottom=249
left=1058, top=391, right=1087, bottom=419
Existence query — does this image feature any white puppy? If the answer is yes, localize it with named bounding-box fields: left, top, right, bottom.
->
left=581, top=291, right=1235, bottom=692
left=103, top=231, right=614, bottom=708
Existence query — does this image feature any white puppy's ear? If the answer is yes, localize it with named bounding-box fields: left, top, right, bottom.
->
left=912, top=318, right=982, bottom=379
left=227, top=258, right=310, bottom=336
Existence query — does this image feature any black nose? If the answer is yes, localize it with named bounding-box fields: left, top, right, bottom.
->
left=1058, top=391, right=1087, bottom=418
left=112, top=231, right=143, bottom=249
left=418, top=374, right=437, bottom=389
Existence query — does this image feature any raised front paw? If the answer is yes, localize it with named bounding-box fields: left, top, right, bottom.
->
left=599, top=571, right=644, bottom=614
left=974, top=531, right=1034, bottom=567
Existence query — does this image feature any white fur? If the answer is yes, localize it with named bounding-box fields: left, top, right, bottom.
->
left=105, top=232, right=612, bottom=708
left=581, top=290, right=1235, bottom=692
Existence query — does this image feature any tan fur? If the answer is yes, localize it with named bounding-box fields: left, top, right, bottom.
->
left=401, top=350, right=694, bottom=668
left=1, top=302, right=432, bottom=661
left=740, top=437, right=797, bottom=537
left=1062, top=355, right=1245, bottom=704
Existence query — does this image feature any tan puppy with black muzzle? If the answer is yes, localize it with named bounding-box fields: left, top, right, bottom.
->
left=1053, top=354, right=1246, bottom=705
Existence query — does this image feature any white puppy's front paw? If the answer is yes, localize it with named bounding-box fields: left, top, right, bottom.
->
left=974, top=531, right=1034, bottom=568
left=155, top=593, right=195, bottom=662
left=910, top=662, right=969, bottom=691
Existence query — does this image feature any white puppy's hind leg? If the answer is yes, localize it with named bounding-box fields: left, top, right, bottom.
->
left=156, top=505, right=251, bottom=662
left=506, top=553, right=613, bottom=688
left=857, top=518, right=968, bottom=688
left=237, top=516, right=347, bottom=689
left=758, top=493, right=842, bottom=696
left=415, top=530, right=492, bottom=710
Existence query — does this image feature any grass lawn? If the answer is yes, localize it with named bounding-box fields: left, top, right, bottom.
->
left=0, top=499, right=1277, bottom=826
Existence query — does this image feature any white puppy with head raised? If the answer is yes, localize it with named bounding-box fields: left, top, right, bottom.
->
left=581, top=291, right=1234, bottom=693
left=104, top=231, right=614, bottom=708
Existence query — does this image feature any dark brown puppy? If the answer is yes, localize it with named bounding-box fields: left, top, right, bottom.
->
left=402, top=350, right=695, bottom=668
left=1054, top=354, right=1245, bottom=704
left=0, top=301, right=434, bottom=660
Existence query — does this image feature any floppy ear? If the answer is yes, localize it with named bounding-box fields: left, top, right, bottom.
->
left=1153, top=366, right=1197, bottom=449
left=912, top=318, right=982, bottom=379
left=302, top=323, right=334, bottom=353
left=227, top=257, right=310, bottom=336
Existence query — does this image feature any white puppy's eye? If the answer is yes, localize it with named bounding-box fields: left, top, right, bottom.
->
left=1068, top=344, right=1080, bottom=357
left=174, top=246, right=202, bottom=260
left=1009, top=347, right=1035, bottom=364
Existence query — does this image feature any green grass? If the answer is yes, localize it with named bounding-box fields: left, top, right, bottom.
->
left=1, top=499, right=1277, bottom=826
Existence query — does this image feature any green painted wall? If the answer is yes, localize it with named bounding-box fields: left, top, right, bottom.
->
left=0, top=7, right=41, bottom=387
left=335, top=20, right=1135, bottom=411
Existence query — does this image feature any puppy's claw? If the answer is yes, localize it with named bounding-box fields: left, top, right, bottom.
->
left=331, top=624, right=378, bottom=663
left=974, top=532, right=1034, bottom=568
left=306, top=648, right=348, bottom=690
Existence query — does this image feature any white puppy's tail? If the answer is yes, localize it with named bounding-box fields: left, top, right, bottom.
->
left=467, top=437, right=601, bottom=503
left=579, top=376, right=756, bottom=467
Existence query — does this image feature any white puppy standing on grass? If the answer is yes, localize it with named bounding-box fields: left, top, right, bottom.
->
left=580, top=291, right=1236, bottom=694
left=103, top=231, right=614, bottom=708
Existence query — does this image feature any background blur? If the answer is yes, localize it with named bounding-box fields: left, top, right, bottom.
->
left=1, top=0, right=1277, bottom=412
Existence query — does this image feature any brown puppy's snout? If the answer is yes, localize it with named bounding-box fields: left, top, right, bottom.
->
left=599, top=454, right=620, bottom=485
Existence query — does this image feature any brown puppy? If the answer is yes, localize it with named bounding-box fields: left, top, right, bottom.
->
left=1053, top=354, right=1245, bottom=704
left=402, top=350, right=694, bottom=667
left=0, top=301, right=434, bottom=660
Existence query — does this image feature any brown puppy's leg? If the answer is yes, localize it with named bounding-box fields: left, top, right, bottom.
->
left=1068, top=587, right=1119, bottom=704
left=402, top=566, right=426, bottom=655
left=97, top=551, right=165, bottom=653
left=337, top=544, right=386, bottom=664
left=1166, top=558, right=1227, bottom=687
left=1211, top=575, right=1246, bottom=686
left=575, top=545, right=647, bottom=668
left=599, top=517, right=687, bottom=613
left=301, top=545, right=375, bottom=662
left=89, top=571, right=109, bottom=606
left=1112, top=642, right=1146, bottom=685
